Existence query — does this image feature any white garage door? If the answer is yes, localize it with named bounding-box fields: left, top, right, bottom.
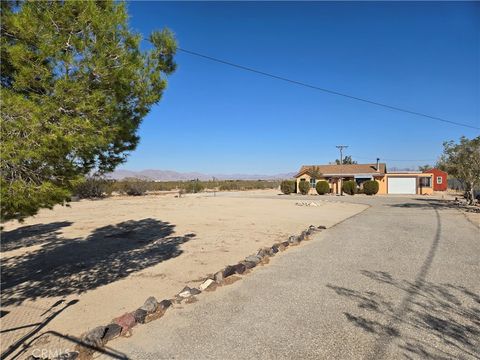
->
left=388, top=177, right=416, bottom=194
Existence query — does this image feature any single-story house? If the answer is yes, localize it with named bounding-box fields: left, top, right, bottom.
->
left=294, top=162, right=434, bottom=195
left=423, top=168, right=447, bottom=191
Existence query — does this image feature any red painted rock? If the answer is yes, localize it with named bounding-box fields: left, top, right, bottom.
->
left=113, top=312, right=136, bottom=334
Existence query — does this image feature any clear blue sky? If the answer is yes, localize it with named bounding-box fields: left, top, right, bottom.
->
left=121, top=1, right=479, bottom=174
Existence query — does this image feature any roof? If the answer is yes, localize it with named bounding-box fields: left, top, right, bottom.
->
left=295, top=163, right=387, bottom=178
left=423, top=168, right=447, bottom=175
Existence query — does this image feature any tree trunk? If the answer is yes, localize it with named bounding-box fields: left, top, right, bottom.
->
left=468, top=182, right=475, bottom=205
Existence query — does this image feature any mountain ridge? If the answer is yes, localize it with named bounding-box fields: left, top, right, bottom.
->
left=107, top=169, right=296, bottom=181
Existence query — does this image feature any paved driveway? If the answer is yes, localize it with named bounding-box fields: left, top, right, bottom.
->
left=104, top=196, right=479, bottom=360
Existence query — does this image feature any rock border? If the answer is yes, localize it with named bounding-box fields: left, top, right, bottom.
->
left=27, top=224, right=327, bottom=360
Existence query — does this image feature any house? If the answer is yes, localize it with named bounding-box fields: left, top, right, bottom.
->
left=294, top=162, right=434, bottom=195
left=423, top=168, right=447, bottom=191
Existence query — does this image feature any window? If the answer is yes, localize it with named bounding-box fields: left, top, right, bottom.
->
left=437, top=176, right=443, bottom=184
left=420, top=177, right=431, bottom=187
left=310, top=178, right=316, bottom=188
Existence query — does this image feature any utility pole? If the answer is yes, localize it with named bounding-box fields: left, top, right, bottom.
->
left=336, top=145, right=349, bottom=195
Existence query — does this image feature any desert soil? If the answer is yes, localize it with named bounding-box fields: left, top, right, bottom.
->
left=0, top=190, right=367, bottom=358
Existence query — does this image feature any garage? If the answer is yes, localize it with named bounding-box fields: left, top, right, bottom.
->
left=388, top=177, right=416, bottom=194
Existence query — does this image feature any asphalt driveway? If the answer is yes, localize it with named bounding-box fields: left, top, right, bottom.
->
left=103, top=196, right=479, bottom=360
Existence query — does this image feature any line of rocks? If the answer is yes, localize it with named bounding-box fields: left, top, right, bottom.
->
left=28, top=224, right=326, bottom=360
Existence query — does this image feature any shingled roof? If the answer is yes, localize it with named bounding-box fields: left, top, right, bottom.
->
left=295, top=163, right=387, bottom=178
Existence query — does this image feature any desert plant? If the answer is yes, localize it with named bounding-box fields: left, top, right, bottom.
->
left=342, top=180, right=357, bottom=195
left=363, top=180, right=379, bottom=195
left=298, top=181, right=311, bottom=195
left=438, top=136, right=480, bottom=205
left=75, top=177, right=109, bottom=199
left=315, top=181, right=330, bottom=195
left=121, top=178, right=149, bottom=196
left=184, top=179, right=204, bottom=193
left=280, top=180, right=295, bottom=195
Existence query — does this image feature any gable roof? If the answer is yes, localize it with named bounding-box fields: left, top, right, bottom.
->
left=295, top=163, right=386, bottom=178
left=423, top=168, right=447, bottom=175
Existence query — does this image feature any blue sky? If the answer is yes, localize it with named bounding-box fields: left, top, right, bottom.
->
left=121, top=1, right=479, bottom=174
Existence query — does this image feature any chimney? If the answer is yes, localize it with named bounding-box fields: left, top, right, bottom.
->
left=376, top=158, right=380, bottom=172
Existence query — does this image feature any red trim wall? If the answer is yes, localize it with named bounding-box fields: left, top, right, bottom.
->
left=423, top=168, right=448, bottom=191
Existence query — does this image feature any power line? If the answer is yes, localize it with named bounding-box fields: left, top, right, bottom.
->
left=178, top=48, right=480, bottom=130
left=351, top=155, right=437, bottom=162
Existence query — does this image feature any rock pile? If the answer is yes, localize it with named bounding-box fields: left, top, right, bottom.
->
left=34, top=224, right=327, bottom=360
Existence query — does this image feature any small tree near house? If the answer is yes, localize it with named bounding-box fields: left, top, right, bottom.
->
left=298, top=180, right=311, bottom=195
left=438, top=136, right=480, bottom=205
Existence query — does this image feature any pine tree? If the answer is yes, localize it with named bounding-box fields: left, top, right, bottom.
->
left=1, top=1, right=177, bottom=221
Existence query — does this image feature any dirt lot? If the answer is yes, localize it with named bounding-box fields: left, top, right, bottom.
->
left=0, top=190, right=367, bottom=358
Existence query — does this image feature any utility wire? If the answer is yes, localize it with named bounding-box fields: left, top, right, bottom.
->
left=178, top=48, right=480, bottom=130
left=351, top=155, right=437, bottom=162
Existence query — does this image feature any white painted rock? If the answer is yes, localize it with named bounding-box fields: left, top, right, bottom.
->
left=199, top=279, right=215, bottom=291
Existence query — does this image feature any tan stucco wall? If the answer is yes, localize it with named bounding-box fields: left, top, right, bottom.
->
left=295, top=173, right=433, bottom=195
left=374, top=176, right=387, bottom=194
left=296, top=174, right=333, bottom=194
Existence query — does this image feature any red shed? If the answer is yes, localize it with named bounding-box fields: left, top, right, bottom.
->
left=423, top=168, right=447, bottom=191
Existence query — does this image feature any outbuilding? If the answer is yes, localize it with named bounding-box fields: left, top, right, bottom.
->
left=423, top=168, right=448, bottom=191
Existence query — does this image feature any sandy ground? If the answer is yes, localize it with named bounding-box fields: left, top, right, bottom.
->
left=0, top=190, right=367, bottom=359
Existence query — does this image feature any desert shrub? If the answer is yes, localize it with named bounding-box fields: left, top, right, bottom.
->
left=108, top=179, right=280, bottom=194
left=75, top=177, right=109, bottom=199
left=121, top=178, right=149, bottom=196
left=363, top=180, right=379, bottom=195
left=342, top=180, right=357, bottom=195
left=315, top=181, right=330, bottom=195
left=280, top=180, right=295, bottom=194
left=184, top=179, right=204, bottom=193
left=219, top=181, right=239, bottom=191
left=298, top=180, right=311, bottom=195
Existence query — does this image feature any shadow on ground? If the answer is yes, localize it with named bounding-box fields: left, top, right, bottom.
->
left=388, top=198, right=480, bottom=213
left=327, top=273, right=480, bottom=359
left=1, top=218, right=195, bottom=306
left=1, top=222, right=73, bottom=252
left=327, top=205, right=479, bottom=359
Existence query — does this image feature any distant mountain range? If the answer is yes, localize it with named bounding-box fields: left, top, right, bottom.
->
left=107, top=169, right=296, bottom=181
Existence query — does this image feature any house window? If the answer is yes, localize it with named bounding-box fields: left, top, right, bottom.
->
left=437, top=176, right=443, bottom=184
left=420, top=177, right=431, bottom=187
left=310, top=178, right=316, bottom=188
